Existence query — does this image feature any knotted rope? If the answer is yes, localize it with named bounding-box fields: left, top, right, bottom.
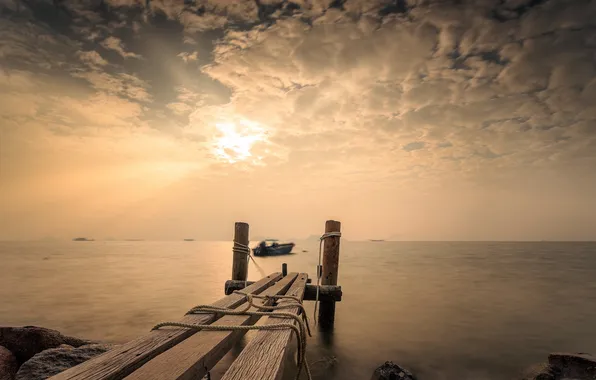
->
left=152, top=291, right=312, bottom=380
left=313, top=231, right=342, bottom=326
left=232, top=242, right=266, bottom=287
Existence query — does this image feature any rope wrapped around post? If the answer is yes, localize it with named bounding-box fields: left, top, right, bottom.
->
left=314, top=231, right=342, bottom=325
left=231, top=242, right=261, bottom=288
left=152, top=291, right=312, bottom=380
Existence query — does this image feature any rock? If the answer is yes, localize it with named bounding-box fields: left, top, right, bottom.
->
left=548, top=352, right=596, bottom=379
left=0, top=346, right=18, bottom=380
left=0, top=326, right=93, bottom=365
left=371, top=361, right=416, bottom=380
left=15, top=344, right=114, bottom=380
left=522, top=363, right=561, bottom=380
left=519, top=362, right=560, bottom=380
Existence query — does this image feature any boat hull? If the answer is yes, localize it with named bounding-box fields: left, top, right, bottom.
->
left=252, top=243, right=295, bottom=256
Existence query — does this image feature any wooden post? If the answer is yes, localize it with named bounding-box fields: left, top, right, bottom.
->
left=319, top=219, right=341, bottom=328
left=282, top=263, right=288, bottom=277
left=231, top=222, right=249, bottom=282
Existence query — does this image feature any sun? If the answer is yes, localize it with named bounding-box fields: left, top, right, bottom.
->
left=213, top=119, right=267, bottom=163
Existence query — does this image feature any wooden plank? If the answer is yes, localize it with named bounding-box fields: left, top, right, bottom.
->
left=225, top=280, right=342, bottom=302
left=220, top=273, right=309, bottom=380
left=49, top=273, right=282, bottom=380
left=124, top=273, right=300, bottom=380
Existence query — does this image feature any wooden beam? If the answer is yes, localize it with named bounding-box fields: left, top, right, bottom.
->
left=49, top=273, right=282, bottom=380
left=303, top=284, right=342, bottom=302
left=319, top=220, right=341, bottom=327
left=321, top=220, right=341, bottom=286
left=124, top=273, right=300, bottom=380
left=220, top=273, right=309, bottom=380
left=231, top=222, right=249, bottom=282
left=224, top=280, right=342, bottom=302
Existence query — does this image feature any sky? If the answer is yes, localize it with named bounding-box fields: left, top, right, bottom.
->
left=0, top=0, right=595, bottom=241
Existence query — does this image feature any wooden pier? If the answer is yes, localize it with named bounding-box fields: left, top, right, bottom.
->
left=48, top=220, right=343, bottom=380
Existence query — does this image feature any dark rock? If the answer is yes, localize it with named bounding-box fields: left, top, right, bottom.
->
left=0, top=326, right=93, bottom=365
left=519, top=362, right=560, bottom=380
left=371, top=361, right=416, bottom=380
left=15, top=344, right=114, bottom=380
left=0, top=346, right=18, bottom=380
left=548, top=352, right=596, bottom=379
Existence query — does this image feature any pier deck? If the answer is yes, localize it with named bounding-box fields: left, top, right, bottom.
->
left=48, top=220, right=343, bottom=380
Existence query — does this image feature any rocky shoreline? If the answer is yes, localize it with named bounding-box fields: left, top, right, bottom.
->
left=1, top=326, right=594, bottom=380
left=371, top=354, right=596, bottom=380
left=0, top=326, right=114, bottom=380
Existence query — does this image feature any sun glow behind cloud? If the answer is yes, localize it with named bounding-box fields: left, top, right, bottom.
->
left=2, top=0, right=596, bottom=241
left=212, top=119, right=269, bottom=164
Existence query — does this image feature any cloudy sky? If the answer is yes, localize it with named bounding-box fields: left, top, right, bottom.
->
left=0, top=0, right=595, bottom=241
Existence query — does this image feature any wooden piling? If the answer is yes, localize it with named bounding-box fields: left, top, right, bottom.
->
left=231, top=222, right=249, bottom=282
left=282, top=263, right=288, bottom=277
left=319, top=219, right=341, bottom=328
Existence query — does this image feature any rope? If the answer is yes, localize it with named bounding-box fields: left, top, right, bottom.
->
left=153, top=291, right=312, bottom=380
left=313, top=231, right=341, bottom=326
left=232, top=242, right=266, bottom=287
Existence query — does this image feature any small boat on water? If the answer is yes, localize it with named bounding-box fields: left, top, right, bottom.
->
left=252, top=239, right=295, bottom=256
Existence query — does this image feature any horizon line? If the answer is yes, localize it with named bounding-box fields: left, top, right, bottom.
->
left=1, top=239, right=596, bottom=243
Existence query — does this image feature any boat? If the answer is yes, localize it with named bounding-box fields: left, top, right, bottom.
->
left=369, top=239, right=385, bottom=242
left=252, top=239, right=295, bottom=256
left=72, top=237, right=94, bottom=241
left=183, top=239, right=195, bottom=241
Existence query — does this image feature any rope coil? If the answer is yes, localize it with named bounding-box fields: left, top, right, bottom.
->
left=152, top=291, right=312, bottom=380
left=313, top=231, right=341, bottom=325
left=232, top=242, right=264, bottom=287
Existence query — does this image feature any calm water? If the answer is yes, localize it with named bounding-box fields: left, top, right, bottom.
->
left=1, top=241, right=595, bottom=380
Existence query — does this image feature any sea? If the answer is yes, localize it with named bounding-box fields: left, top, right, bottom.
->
left=1, top=240, right=595, bottom=380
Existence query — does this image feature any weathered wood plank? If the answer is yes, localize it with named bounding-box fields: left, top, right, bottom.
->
left=49, top=273, right=282, bottom=380
left=220, top=273, right=309, bottom=380
left=225, top=280, right=342, bottom=301
left=124, top=273, right=300, bottom=380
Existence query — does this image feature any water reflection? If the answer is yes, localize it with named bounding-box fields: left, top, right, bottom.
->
left=1, top=241, right=596, bottom=379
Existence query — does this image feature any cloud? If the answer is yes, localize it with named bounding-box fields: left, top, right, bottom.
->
left=403, top=142, right=426, bottom=152
left=1, top=0, right=596, bottom=240
left=177, top=51, right=198, bottom=63
left=72, top=70, right=152, bottom=102
left=100, top=36, right=143, bottom=59
left=78, top=50, right=109, bottom=66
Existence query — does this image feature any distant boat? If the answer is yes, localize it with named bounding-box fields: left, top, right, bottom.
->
left=72, top=237, right=94, bottom=241
left=183, top=239, right=195, bottom=242
left=253, top=239, right=295, bottom=256
left=369, top=239, right=385, bottom=242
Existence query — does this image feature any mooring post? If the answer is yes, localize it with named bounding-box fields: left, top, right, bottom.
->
left=231, top=222, right=249, bottom=282
left=319, top=219, right=341, bottom=328
left=282, top=263, right=288, bottom=277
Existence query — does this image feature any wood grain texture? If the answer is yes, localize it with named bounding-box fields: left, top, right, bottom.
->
left=225, top=281, right=342, bottom=301
left=321, top=220, right=341, bottom=286
left=220, top=273, right=309, bottom=380
left=319, top=220, right=341, bottom=328
left=231, top=222, right=249, bottom=281
left=124, top=273, right=300, bottom=380
left=48, top=273, right=282, bottom=380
